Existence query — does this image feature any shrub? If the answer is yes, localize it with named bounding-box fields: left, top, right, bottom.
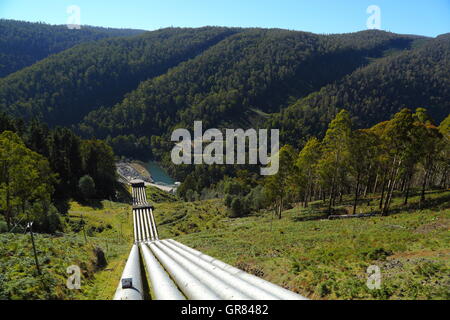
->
left=78, top=175, right=96, bottom=199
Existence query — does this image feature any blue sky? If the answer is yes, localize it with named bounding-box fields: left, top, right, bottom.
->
left=1, top=0, right=449, bottom=37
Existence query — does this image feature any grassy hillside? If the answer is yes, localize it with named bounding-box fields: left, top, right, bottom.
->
left=1, top=186, right=448, bottom=300
left=156, top=189, right=449, bottom=300
left=0, top=200, right=134, bottom=300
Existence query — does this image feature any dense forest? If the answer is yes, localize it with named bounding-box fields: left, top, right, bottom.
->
left=270, top=33, right=450, bottom=146
left=177, top=109, right=449, bottom=220
left=0, top=113, right=118, bottom=233
left=0, top=19, right=145, bottom=78
left=0, top=25, right=238, bottom=126
left=79, top=29, right=423, bottom=139
left=0, top=21, right=448, bottom=203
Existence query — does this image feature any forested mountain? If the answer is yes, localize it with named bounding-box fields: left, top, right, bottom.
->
left=270, top=33, right=450, bottom=146
left=0, top=19, right=145, bottom=78
left=0, top=24, right=448, bottom=161
left=0, top=26, right=238, bottom=126
left=79, top=29, right=424, bottom=139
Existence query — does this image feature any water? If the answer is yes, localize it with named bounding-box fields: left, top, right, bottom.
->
left=146, top=161, right=176, bottom=186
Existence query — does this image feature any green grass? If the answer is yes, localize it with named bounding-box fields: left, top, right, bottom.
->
left=0, top=233, right=98, bottom=299
left=1, top=187, right=448, bottom=300
left=66, top=200, right=134, bottom=300
left=159, top=190, right=450, bottom=300
left=155, top=199, right=228, bottom=238
left=0, top=199, right=134, bottom=300
left=145, top=185, right=178, bottom=204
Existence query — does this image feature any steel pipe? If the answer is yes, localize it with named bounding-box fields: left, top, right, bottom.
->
left=149, top=209, right=159, bottom=240
left=140, top=243, right=186, bottom=300
left=136, top=209, right=143, bottom=242
left=153, top=241, right=251, bottom=300
left=144, top=208, right=155, bottom=241
left=167, top=239, right=307, bottom=300
left=132, top=210, right=138, bottom=242
left=141, top=209, right=150, bottom=241
left=148, top=241, right=220, bottom=300
left=160, top=240, right=279, bottom=300
left=114, top=244, right=144, bottom=300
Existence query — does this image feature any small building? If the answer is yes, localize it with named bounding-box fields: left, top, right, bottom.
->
left=130, top=179, right=145, bottom=188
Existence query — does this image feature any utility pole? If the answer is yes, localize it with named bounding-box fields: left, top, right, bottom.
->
left=27, top=211, right=42, bottom=276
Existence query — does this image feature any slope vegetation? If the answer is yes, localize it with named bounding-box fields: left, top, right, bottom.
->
left=0, top=19, right=145, bottom=78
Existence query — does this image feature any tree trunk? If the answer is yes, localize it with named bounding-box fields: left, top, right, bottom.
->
left=400, top=175, right=407, bottom=193
left=379, top=174, right=387, bottom=210
left=439, top=167, right=448, bottom=188
left=403, top=173, right=412, bottom=206
left=304, top=181, right=310, bottom=208
left=328, top=183, right=334, bottom=216
left=383, top=159, right=401, bottom=216
left=353, top=172, right=361, bottom=215
left=278, top=196, right=283, bottom=219
left=372, top=173, right=379, bottom=194
left=420, top=168, right=430, bottom=208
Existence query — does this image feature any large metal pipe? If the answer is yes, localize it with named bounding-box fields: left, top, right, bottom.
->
left=153, top=241, right=251, bottom=300
left=144, top=208, right=155, bottom=241
left=141, top=209, right=150, bottom=241
left=167, top=239, right=307, bottom=300
left=139, top=209, right=146, bottom=241
left=132, top=210, right=138, bottom=242
left=148, top=241, right=220, bottom=300
left=114, top=244, right=144, bottom=300
left=160, top=240, right=279, bottom=300
left=140, top=243, right=186, bottom=300
left=136, top=209, right=143, bottom=242
left=141, top=187, right=146, bottom=204
left=149, top=209, right=159, bottom=240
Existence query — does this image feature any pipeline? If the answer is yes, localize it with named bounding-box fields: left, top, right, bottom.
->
left=115, top=182, right=308, bottom=301
left=140, top=243, right=186, bottom=300
left=113, top=244, right=144, bottom=300
left=149, top=208, right=159, bottom=240
left=167, top=239, right=307, bottom=300
left=159, top=240, right=280, bottom=300
left=147, top=241, right=220, bottom=299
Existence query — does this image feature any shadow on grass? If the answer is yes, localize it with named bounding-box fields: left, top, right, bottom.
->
left=290, top=190, right=449, bottom=221
left=77, top=199, right=104, bottom=209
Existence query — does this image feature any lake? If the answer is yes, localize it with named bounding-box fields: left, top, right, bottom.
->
left=146, top=161, right=176, bottom=186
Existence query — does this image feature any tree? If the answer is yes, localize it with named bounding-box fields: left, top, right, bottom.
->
left=348, top=129, right=379, bottom=214
left=295, top=137, right=321, bottom=207
left=264, top=145, right=297, bottom=219
left=412, top=109, right=443, bottom=207
left=80, top=140, right=117, bottom=199
left=438, top=114, right=450, bottom=189
left=78, top=175, right=96, bottom=199
left=0, top=131, right=55, bottom=230
left=378, top=109, right=416, bottom=215
left=317, top=110, right=352, bottom=215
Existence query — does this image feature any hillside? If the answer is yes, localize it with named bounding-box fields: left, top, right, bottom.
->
left=1, top=181, right=448, bottom=300
left=0, top=26, right=441, bottom=154
left=156, top=188, right=449, bottom=300
left=270, top=33, right=450, bottom=146
left=79, top=29, right=425, bottom=139
left=0, top=19, right=145, bottom=78
left=0, top=26, right=238, bottom=126
left=0, top=200, right=133, bottom=300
